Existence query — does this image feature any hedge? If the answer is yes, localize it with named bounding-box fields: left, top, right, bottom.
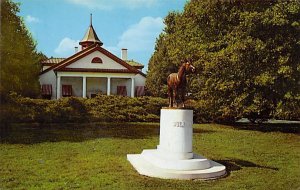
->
left=0, top=93, right=168, bottom=125
left=1, top=93, right=298, bottom=126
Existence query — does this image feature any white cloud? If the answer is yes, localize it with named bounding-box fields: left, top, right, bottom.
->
left=65, top=0, right=159, bottom=10
left=117, top=17, right=165, bottom=52
left=54, top=37, right=80, bottom=56
left=25, top=15, right=40, bottom=23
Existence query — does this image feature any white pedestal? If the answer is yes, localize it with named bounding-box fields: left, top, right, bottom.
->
left=127, top=108, right=226, bottom=180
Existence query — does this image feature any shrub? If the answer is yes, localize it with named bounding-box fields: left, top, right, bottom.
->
left=0, top=94, right=168, bottom=125
left=274, top=99, right=300, bottom=121
left=85, top=95, right=167, bottom=122
left=3, top=93, right=297, bottom=126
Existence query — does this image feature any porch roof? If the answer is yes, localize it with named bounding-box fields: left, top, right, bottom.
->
left=126, top=60, right=144, bottom=69
left=41, top=58, right=66, bottom=66
left=56, top=68, right=139, bottom=74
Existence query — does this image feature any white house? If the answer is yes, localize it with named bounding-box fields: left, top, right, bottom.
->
left=39, top=16, right=146, bottom=99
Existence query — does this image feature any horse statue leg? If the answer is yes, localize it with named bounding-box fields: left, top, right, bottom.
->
left=168, top=86, right=173, bottom=107
left=174, top=87, right=178, bottom=107
left=181, top=88, right=185, bottom=108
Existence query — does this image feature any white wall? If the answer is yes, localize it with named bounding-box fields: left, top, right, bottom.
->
left=67, top=51, right=126, bottom=70
left=134, top=74, right=146, bottom=87
left=39, top=70, right=56, bottom=99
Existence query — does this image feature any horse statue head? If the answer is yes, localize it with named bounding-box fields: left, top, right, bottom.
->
left=183, top=60, right=196, bottom=74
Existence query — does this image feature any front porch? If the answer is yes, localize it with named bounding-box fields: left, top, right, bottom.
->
left=56, top=73, right=137, bottom=99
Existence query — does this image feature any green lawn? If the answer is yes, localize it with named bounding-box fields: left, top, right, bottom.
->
left=0, top=122, right=299, bottom=190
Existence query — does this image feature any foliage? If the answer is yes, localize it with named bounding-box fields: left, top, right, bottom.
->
left=0, top=93, right=168, bottom=125
left=1, top=93, right=298, bottom=125
left=0, top=0, right=46, bottom=99
left=0, top=123, right=299, bottom=189
left=85, top=95, right=166, bottom=122
left=1, top=93, right=90, bottom=123
left=146, top=0, right=300, bottom=122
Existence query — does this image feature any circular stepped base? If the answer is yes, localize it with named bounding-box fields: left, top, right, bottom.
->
left=127, top=150, right=226, bottom=180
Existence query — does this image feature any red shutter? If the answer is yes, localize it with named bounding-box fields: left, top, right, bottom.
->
left=117, top=86, right=127, bottom=96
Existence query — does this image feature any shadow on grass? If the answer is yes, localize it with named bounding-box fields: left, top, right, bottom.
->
left=217, top=159, right=279, bottom=177
left=0, top=122, right=160, bottom=144
left=229, top=123, right=300, bottom=134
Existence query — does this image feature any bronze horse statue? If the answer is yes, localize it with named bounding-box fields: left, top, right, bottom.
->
left=167, top=60, right=195, bottom=108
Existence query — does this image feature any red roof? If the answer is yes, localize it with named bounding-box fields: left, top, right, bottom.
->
left=41, top=58, right=66, bottom=66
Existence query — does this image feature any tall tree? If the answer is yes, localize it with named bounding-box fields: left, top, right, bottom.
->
left=146, top=0, right=300, bottom=121
left=1, top=0, right=45, bottom=99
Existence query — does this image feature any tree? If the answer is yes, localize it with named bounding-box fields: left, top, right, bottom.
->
left=0, top=0, right=45, bottom=99
left=146, top=12, right=181, bottom=97
left=146, top=0, right=300, bottom=121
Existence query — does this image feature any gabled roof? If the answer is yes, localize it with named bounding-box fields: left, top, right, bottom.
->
left=40, top=44, right=98, bottom=75
left=40, top=44, right=146, bottom=77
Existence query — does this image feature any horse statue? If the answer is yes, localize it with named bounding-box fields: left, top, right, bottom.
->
left=167, top=59, right=196, bottom=108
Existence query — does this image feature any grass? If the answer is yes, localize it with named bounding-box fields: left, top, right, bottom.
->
left=0, top=122, right=299, bottom=190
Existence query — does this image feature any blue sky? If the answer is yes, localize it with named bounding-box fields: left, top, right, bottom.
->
left=16, top=0, right=187, bottom=71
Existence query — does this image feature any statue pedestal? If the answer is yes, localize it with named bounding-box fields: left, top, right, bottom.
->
left=127, top=108, right=226, bottom=180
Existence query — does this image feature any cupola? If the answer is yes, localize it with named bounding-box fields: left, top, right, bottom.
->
left=79, top=14, right=103, bottom=50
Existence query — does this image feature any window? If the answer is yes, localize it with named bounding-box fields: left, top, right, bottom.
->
left=91, top=57, right=103, bottom=63
left=41, top=84, right=52, bottom=99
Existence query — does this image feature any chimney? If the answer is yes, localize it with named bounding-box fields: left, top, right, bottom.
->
left=75, top=46, right=78, bottom=53
left=121, top=48, right=128, bottom=60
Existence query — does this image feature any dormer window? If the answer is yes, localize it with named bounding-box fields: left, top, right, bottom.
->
left=91, top=57, right=103, bottom=63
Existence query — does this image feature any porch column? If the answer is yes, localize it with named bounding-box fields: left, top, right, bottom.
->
left=131, top=77, right=135, bottom=97
left=107, top=77, right=111, bottom=95
left=57, top=75, right=61, bottom=99
left=82, top=76, right=87, bottom=98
